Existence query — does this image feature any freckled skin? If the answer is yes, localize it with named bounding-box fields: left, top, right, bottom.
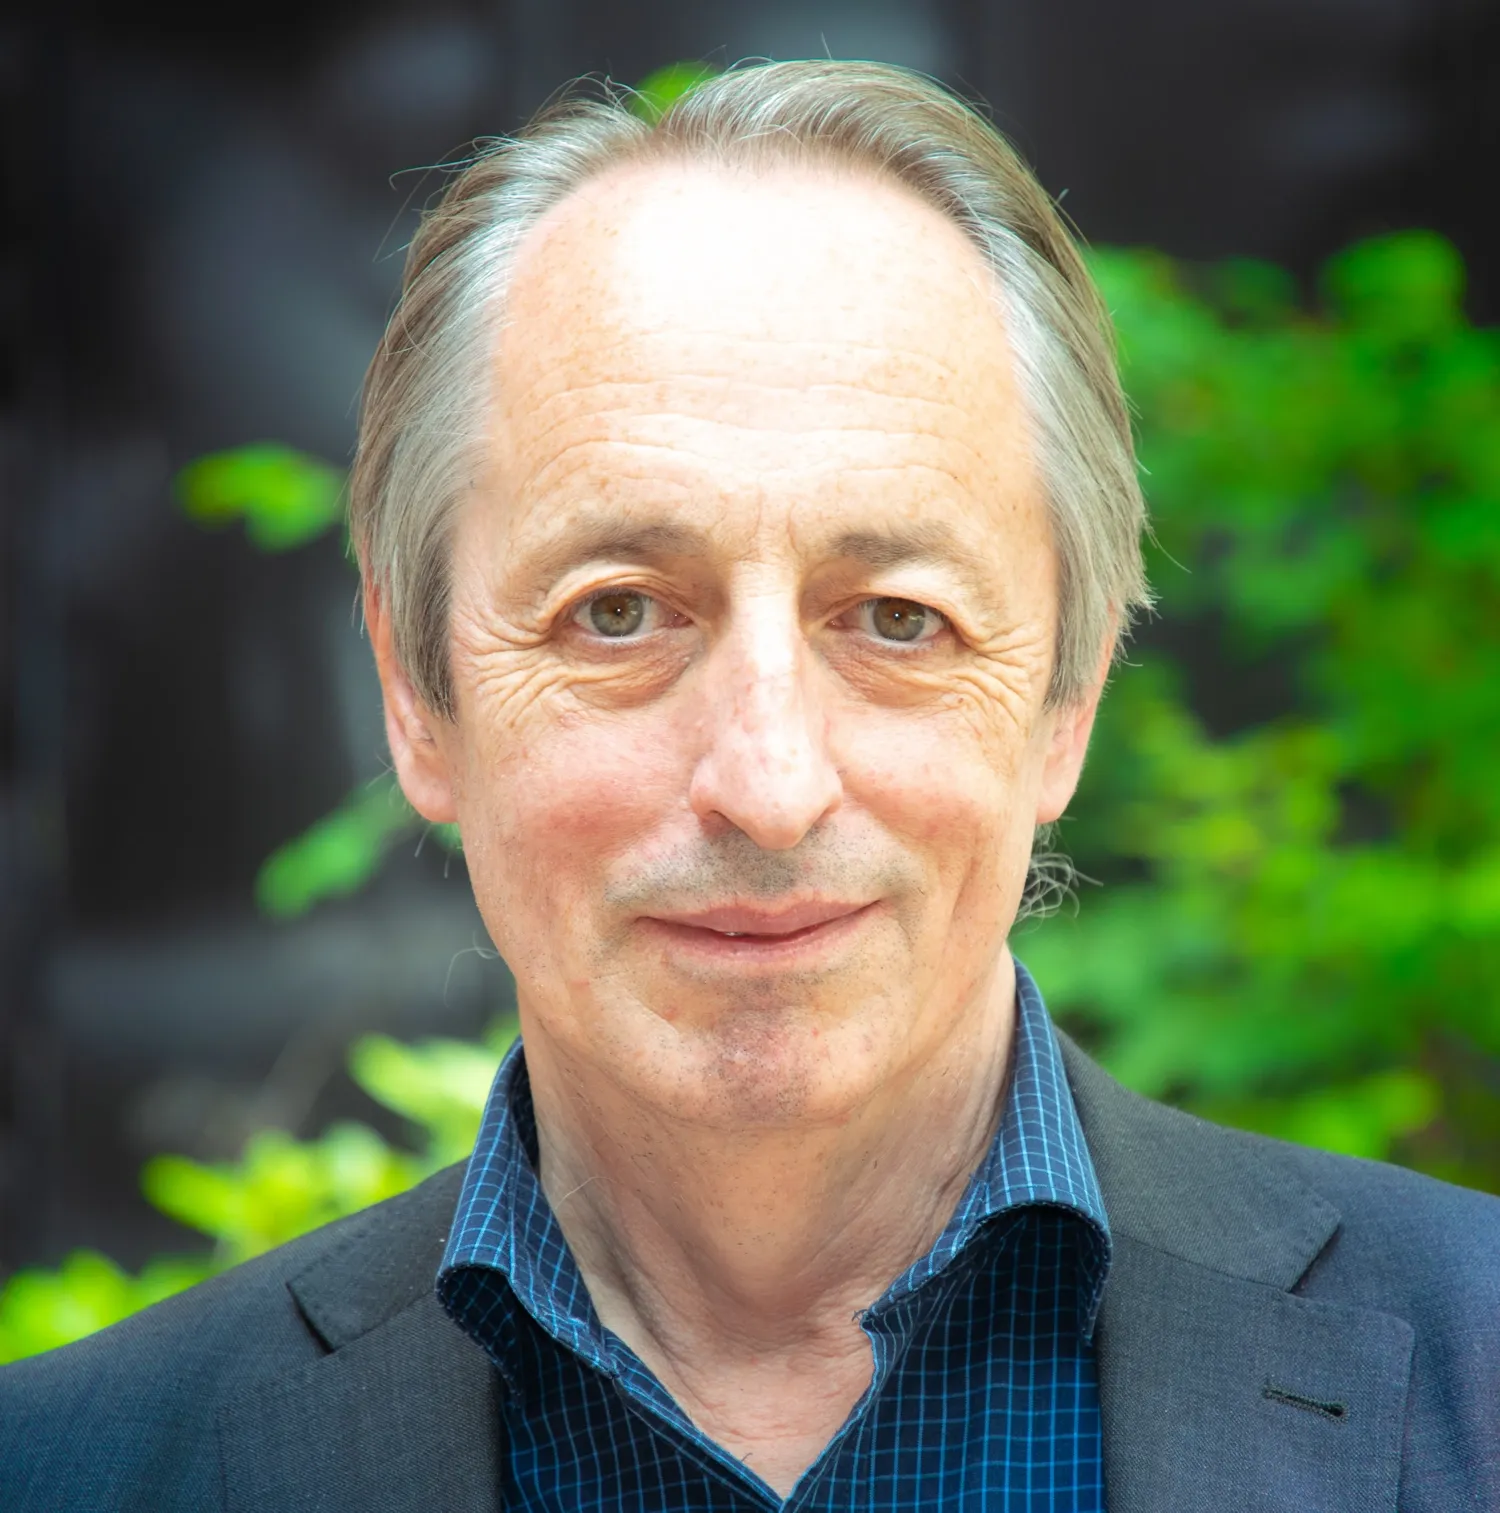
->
left=372, top=161, right=1107, bottom=1496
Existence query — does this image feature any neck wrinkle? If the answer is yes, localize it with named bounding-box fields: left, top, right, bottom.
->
left=525, top=951, right=1017, bottom=1376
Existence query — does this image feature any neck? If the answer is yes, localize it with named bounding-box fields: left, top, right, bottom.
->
left=520, top=952, right=1017, bottom=1494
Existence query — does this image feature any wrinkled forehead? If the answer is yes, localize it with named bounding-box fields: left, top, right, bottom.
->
left=493, top=158, right=1030, bottom=457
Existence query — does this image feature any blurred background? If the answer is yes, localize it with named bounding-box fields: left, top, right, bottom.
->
left=2, top=0, right=1498, bottom=1318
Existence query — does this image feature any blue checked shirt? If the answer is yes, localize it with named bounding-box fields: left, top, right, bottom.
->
left=438, top=961, right=1111, bottom=1510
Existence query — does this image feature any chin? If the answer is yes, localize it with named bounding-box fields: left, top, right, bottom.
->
left=625, top=996, right=904, bottom=1132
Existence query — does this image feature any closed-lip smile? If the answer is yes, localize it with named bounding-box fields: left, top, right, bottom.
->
left=650, top=898, right=870, bottom=934
left=643, top=897, right=875, bottom=948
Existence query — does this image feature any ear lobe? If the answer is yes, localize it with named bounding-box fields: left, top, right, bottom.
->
left=365, top=583, right=460, bottom=825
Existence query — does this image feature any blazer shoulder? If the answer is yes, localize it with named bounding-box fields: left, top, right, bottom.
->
left=0, top=1163, right=468, bottom=1513
left=1117, top=1064, right=1500, bottom=1300
left=1059, top=1027, right=1500, bottom=1301
left=1269, top=1135, right=1500, bottom=1308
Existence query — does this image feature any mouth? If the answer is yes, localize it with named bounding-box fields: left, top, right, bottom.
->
left=641, top=898, right=877, bottom=960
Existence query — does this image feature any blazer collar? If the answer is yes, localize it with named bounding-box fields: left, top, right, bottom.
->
left=1058, top=1031, right=1340, bottom=1286
left=217, top=1168, right=503, bottom=1513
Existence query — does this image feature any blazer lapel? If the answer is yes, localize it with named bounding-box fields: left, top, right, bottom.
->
left=1059, top=1037, right=1414, bottom=1513
left=219, top=1293, right=502, bottom=1513
left=217, top=1166, right=503, bottom=1512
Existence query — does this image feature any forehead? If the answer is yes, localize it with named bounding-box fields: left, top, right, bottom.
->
left=484, top=158, right=1040, bottom=555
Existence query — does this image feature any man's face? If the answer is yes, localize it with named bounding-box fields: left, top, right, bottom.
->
left=381, top=162, right=1101, bottom=1128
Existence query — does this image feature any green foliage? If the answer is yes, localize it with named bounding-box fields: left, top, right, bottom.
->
left=348, top=1028, right=512, bottom=1169
left=0, top=1020, right=516, bottom=1364
left=141, top=1124, right=424, bottom=1266
left=0, top=1253, right=214, bottom=1365
left=1024, top=231, right=1500, bottom=1186
left=176, top=443, right=346, bottom=551
left=255, top=776, right=461, bottom=919
left=629, top=61, right=722, bottom=121
left=175, top=440, right=464, bottom=917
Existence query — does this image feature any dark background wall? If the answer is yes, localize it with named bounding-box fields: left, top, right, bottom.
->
left=3, top=0, right=1497, bottom=1273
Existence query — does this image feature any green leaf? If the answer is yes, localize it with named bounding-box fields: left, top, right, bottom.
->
left=1210, top=257, right=1300, bottom=326
left=0, top=1250, right=212, bottom=1365
left=176, top=444, right=346, bottom=551
left=1321, top=231, right=1466, bottom=341
left=630, top=61, right=722, bottom=122
left=142, top=1124, right=424, bottom=1265
left=349, top=1020, right=516, bottom=1167
left=1199, top=1071, right=1440, bottom=1162
left=254, top=778, right=422, bottom=918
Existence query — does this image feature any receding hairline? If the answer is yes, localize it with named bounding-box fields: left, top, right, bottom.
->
left=513, top=143, right=1003, bottom=260
left=482, top=151, right=1033, bottom=508
left=493, top=147, right=1014, bottom=374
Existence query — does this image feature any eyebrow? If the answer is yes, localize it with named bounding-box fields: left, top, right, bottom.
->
left=519, top=512, right=996, bottom=600
left=827, top=523, right=996, bottom=598
left=522, top=517, right=711, bottom=589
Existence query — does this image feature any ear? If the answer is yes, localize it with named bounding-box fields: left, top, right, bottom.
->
left=365, top=582, right=459, bottom=825
left=1034, top=640, right=1112, bottom=826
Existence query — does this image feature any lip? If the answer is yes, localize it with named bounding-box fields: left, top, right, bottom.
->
left=646, top=898, right=873, bottom=937
left=638, top=898, right=878, bottom=965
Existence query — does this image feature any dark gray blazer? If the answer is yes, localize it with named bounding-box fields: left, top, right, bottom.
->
left=3, top=1037, right=1497, bottom=1511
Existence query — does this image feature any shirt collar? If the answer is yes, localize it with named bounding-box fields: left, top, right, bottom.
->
left=869, top=959, right=1112, bottom=1335
left=438, top=957, right=1112, bottom=1366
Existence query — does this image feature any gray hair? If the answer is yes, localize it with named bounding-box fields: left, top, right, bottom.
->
left=351, top=59, right=1151, bottom=718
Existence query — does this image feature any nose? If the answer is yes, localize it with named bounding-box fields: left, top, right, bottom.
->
left=687, top=614, right=843, bottom=850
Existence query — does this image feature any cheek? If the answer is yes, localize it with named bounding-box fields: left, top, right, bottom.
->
left=458, top=712, right=685, bottom=919
left=839, top=699, right=1045, bottom=963
left=841, top=700, right=1036, bottom=862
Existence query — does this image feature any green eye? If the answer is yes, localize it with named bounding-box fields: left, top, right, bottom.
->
left=866, top=597, right=938, bottom=643
left=586, top=592, right=647, bottom=637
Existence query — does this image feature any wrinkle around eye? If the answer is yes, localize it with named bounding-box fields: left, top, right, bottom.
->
left=460, top=633, right=694, bottom=727
left=460, top=644, right=575, bottom=731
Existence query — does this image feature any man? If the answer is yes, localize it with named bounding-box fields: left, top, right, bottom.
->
left=3, top=60, right=1496, bottom=1512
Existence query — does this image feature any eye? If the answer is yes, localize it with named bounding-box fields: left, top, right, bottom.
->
left=572, top=589, right=664, bottom=639
left=854, top=597, right=946, bottom=645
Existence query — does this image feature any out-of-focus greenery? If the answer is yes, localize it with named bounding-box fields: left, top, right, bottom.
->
left=1025, top=230, right=1500, bottom=1189
left=176, top=442, right=345, bottom=551
left=0, top=1022, right=515, bottom=1363
left=255, top=775, right=461, bottom=918
left=631, top=60, right=723, bottom=120
left=180, top=444, right=463, bottom=917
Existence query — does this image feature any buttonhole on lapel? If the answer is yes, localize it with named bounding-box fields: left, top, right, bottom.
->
left=1262, top=1382, right=1347, bottom=1421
